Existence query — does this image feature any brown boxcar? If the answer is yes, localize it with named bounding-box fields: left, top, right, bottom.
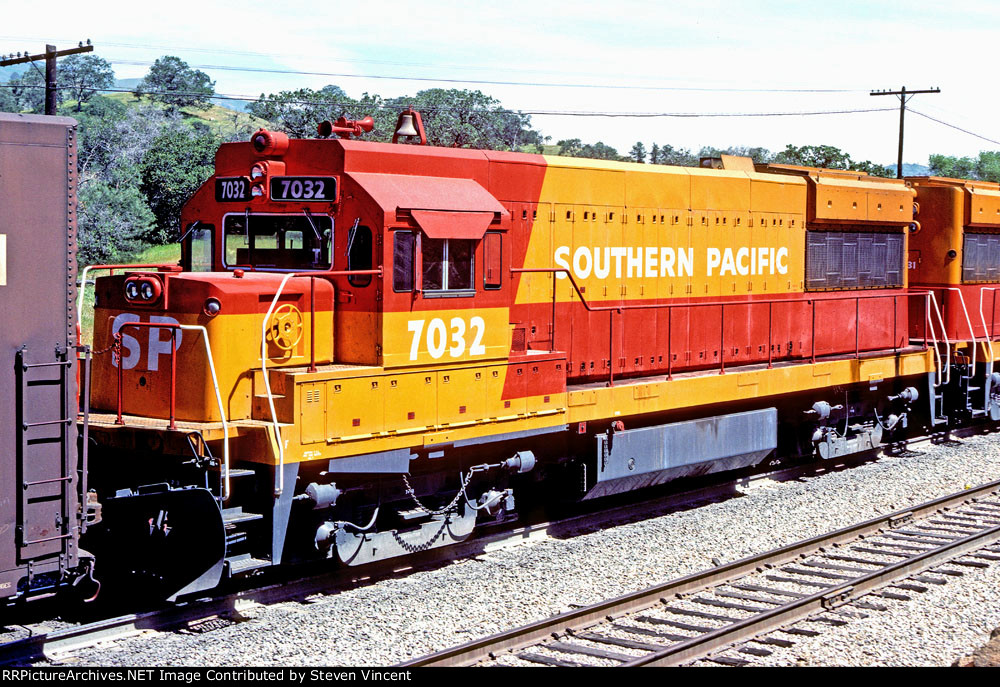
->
left=0, top=113, right=91, bottom=602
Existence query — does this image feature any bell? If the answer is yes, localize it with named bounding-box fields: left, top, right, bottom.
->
left=395, top=113, right=419, bottom=138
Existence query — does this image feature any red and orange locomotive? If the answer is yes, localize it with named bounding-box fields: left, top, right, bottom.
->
left=72, top=113, right=998, bottom=599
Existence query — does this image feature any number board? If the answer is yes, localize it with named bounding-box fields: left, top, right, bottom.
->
left=215, top=177, right=251, bottom=202
left=270, top=176, right=337, bottom=202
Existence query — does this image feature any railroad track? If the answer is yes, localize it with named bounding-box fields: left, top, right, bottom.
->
left=0, top=428, right=982, bottom=666
left=401, top=476, right=1000, bottom=667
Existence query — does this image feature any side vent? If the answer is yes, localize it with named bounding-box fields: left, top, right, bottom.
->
left=511, top=327, right=527, bottom=353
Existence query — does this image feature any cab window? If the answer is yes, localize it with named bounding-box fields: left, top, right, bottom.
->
left=223, top=214, right=331, bottom=270
left=393, top=231, right=415, bottom=292
left=422, top=238, right=474, bottom=294
left=347, top=225, right=373, bottom=287
left=185, top=224, right=214, bottom=272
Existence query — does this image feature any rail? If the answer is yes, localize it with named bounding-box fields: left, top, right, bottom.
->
left=259, top=268, right=382, bottom=496
left=512, top=267, right=939, bottom=386
left=402, top=477, right=1000, bottom=667
left=76, top=263, right=180, bottom=331
left=115, top=322, right=231, bottom=502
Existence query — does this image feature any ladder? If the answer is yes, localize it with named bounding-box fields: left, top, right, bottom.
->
left=15, top=345, right=75, bottom=570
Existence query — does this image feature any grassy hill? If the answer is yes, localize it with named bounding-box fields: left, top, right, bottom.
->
left=96, top=91, right=268, bottom=138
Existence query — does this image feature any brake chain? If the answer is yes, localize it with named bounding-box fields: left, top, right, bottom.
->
left=402, top=470, right=475, bottom=516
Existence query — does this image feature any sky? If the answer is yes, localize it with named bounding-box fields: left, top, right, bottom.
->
left=3, top=0, right=999, bottom=166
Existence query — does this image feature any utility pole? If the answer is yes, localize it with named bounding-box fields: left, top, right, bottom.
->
left=870, top=86, right=940, bottom=179
left=1, top=40, right=93, bottom=115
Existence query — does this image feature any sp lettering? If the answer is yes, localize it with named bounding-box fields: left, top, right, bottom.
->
left=111, top=314, right=183, bottom=371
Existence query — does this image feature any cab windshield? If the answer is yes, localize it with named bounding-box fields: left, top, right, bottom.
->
left=223, top=213, right=332, bottom=270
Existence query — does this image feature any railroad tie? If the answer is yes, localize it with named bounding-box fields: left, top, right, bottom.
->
left=691, top=597, right=770, bottom=613
left=635, top=615, right=713, bottom=633
left=576, top=632, right=661, bottom=652
left=730, top=583, right=807, bottom=598
left=516, top=652, right=584, bottom=668
left=764, top=574, right=829, bottom=588
left=802, top=560, right=876, bottom=574
left=852, top=600, right=889, bottom=611
left=851, top=546, right=911, bottom=558
left=611, top=623, right=690, bottom=643
left=546, top=640, right=634, bottom=663
left=738, top=645, right=772, bottom=657
left=662, top=606, right=739, bottom=622
left=877, top=591, right=912, bottom=601
left=823, top=553, right=895, bottom=566
left=781, top=566, right=854, bottom=581
left=752, top=636, right=796, bottom=648
left=705, top=656, right=751, bottom=667
left=780, top=627, right=822, bottom=637
left=716, top=590, right=784, bottom=606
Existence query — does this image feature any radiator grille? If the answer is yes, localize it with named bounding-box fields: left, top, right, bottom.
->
left=806, top=230, right=903, bottom=290
left=962, top=232, right=1000, bottom=283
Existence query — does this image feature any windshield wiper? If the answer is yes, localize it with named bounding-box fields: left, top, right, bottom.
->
left=302, top=208, right=322, bottom=241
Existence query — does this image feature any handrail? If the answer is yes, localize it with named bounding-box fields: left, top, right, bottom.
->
left=259, top=267, right=383, bottom=496
left=513, top=267, right=938, bottom=385
left=77, top=263, right=180, bottom=327
left=979, top=287, right=999, bottom=411
left=926, top=290, right=951, bottom=386
left=116, top=322, right=231, bottom=502
left=942, top=287, right=986, bottom=374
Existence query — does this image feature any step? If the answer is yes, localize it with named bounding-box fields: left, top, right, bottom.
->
left=397, top=508, right=429, bottom=522
left=222, top=507, right=264, bottom=525
left=223, top=468, right=256, bottom=479
left=226, top=554, right=271, bottom=575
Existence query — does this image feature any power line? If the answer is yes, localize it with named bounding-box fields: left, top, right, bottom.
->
left=909, top=109, right=1000, bottom=147
left=0, top=83, right=897, bottom=119
left=0, top=34, right=870, bottom=91
left=870, top=86, right=940, bottom=178
left=0, top=41, right=93, bottom=115
left=107, top=59, right=866, bottom=94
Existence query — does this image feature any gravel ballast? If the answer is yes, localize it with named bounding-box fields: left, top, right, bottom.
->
left=49, top=431, right=1000, bottom=667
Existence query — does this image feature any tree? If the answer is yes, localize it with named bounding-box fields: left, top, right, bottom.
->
left=139, top=127, right=219, bottom=241
left=773, top=144, right=852, bottom=169
left=556, top=138, right=625, bottom=161
left=9, top=67, right=50, bottom=113
left=60, top=54, right=114, bottom=111
left=77, top=181, right=157, bottom=264
left=247, top=85, right=355, bottom=139
left=656, top=144, right=698, bottom=166
left=774, top=143, right=893, bottom=177
left=699, top=145, right=774, bottom=165
left=630, top=142, right=647, bottom=163
left=0, top=83, right=17, bottom=112
left=929, top=152, right=1000, bottom=182
left=386, top=88, right=535, bottom=150
left=77, top=99, right=170, bottom=187
left=136, top=56, right=215, bottom=111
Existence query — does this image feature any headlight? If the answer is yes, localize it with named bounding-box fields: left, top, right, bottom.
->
left=124, top=277, right=161, bottom=303
left=203, top=298, right=222, bottom=316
